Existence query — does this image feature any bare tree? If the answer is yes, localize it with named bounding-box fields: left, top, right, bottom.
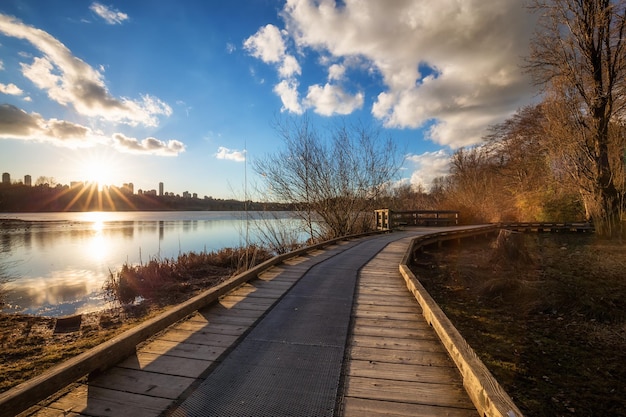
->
left=527, top=0, right=626, bottom=236
left=254, top=116, right=402, bottom=240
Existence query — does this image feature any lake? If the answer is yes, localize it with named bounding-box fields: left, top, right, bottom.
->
left=0, top=211, right=307, bottom=317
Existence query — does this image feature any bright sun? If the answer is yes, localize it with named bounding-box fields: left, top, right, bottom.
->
left=76, top=152, right=121, bottom=189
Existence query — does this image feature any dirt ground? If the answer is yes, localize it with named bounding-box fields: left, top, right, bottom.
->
left=411, top=232, right=626, bottom=417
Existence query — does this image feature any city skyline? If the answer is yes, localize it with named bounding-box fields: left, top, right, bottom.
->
left=1, top=170, right=208, bottom=199
left=1, top=1, right=540, bottom=199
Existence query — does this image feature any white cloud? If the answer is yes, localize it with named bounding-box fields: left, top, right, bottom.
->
left=0, top=104, right=184, bottom=155
left=112, top=133, right=185, bottom=156
left=0, top=59, right=4, bottom=70
left=328, top=64, right=345, bottom=81
left=244, top=24, right=303, bottom=108
left=90, top=2, right=129, bottom=25
left=215, top=146, right=246, bottom=162
left=0, top=103, right=103, bottom=148
left=405, top=150, right=451, bottom=189
left=274, top=79, right=303, bottom=114
left=0, top=82, right=23, bottom=95
left=244, top=24, right=287, bottom=64
left=275, top=0, right=537, bottom=147
left=304, top=83, right=363, bottom=116
left=0, top=14, right=171, bottom=127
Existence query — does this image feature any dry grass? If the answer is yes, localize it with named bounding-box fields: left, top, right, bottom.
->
left=412, top=233, right=626, bottom=416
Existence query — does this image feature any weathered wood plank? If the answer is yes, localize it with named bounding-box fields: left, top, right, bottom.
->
left=342, top=397, right=478, bottom=417
left=174, top=320, right=248, bottom=336
left=344, top=376, right=475, bottom=410
left=346, top=359, right=463, bottom=385
left=153, top=329, right=239, bottom=346
left=354, top=316, right=428, bottom=330
left=351, top=324, right=436, bottom=339
left=353, top=303, right=419, bottom=314
left=187, top=313, right=257, bottom=326
left=352, top=310, right=423, bottom=321
left=116, top=352, right=212, bottom=378
left=349, top=346, right=454, bottom=367
left=350, top=334, right=442, bottom=351
left=88, top=367, right=194, bottom=399
left=40, top=385, right=172, bottom=417
left=138, top=339, right=225, bottom=361
left=217, top=295, right=276, bottom=310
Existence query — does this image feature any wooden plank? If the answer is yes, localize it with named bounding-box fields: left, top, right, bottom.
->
left=175, top=320, right=248, bottom=336
left=353, top=317, right=431, bottom=331
left=342, top=397, right=478, bottom=417
left=347, top=359, right=463, bottom=385
left=138, top=339, right=225, bottom=361
left=25, top=406, right=82, bottom=417
left=189, top=313, right=258, bottom=326
left=344, top=376, right=475, bottom=410
left=88, top=367, right=194, bottom=400
left=153, top=329, right=239, bottom=346
left=355, top=294, right=416, bottom=307
left=217, top=295, right=276, bottom=309
left=41, top=385, right=172, bottom=417
left=116, top=352, right=212, bottom=378
left=351, top=324, right=435, bottom=339
left=350, top=334, right=442, bottom=351
left=352, top=309, right=423, bottom=321
left=357, top=287, right=409, bottom=297
left=353, top=303, right=420, bottom=314
left=349, top=346, right=454, bottom=367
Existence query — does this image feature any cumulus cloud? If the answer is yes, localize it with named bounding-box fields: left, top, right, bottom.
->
left=304, top=83, right=363, bottom=116
left=257, top=0, right=538, bottom=148
left=0, top=103, right=101, bottom=147
left=0, top=14, right=171, bottom=127
left=274, top=79, right=303, bottom=114
left=405, top=150, right=452, bottom=189
left=215, top=146, right=246, bottom=162
left=0, top=82, right=23, bottom=95
left=90, top=2, right=129, bottom=25
left=0, top=104, right=183, bottom=156
left=112, top=133, right=185, bottom=156
left=327, top=64, right=345, bottom=81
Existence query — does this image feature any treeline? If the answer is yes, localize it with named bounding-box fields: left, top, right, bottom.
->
left=0, top=183, right=290, bottom=212
left=391, top=105, right=590, bottom=224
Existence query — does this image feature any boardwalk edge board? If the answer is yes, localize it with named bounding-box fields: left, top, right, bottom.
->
left=0, top=231, right=385, bottom=417
left=399, top=225, right=525, bottom=417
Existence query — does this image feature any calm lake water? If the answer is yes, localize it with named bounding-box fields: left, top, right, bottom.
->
left=0, top=211, right=306, bottom=317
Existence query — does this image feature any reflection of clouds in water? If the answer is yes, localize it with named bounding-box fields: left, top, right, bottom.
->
left=0, top=212, right=310, bottom=316
left=2, top=268, right=103, bottom=315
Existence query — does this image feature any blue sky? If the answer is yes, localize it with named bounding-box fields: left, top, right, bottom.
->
left=0, top=0, right=539, bottom=200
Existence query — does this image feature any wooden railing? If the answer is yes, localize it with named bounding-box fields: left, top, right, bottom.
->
left=498, top=222, right=594, bottom=233
left=375, top=209, right=460, bottom=230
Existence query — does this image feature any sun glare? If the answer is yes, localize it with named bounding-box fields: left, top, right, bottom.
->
left=76, top=152, right=121, bottom=190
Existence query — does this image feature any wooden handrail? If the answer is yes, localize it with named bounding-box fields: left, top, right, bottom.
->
left=398, top=225, right=525, bottom=417
left=375, top=208, right=460, bottom=230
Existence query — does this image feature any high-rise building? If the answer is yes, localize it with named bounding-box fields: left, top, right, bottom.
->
left=24, top=175, right=32, bottom=186
left=2, top=172, right=11, bottom=184
left=159, top=182, right=164, bottom=196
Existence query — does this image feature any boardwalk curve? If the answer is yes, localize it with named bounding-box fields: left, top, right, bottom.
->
left=8, top=227, right=522, bottom=417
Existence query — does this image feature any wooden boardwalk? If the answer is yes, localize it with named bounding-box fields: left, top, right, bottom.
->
left=22, top=231, right=480, bottom=417
left=341, top=236, right=476, bottom=416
